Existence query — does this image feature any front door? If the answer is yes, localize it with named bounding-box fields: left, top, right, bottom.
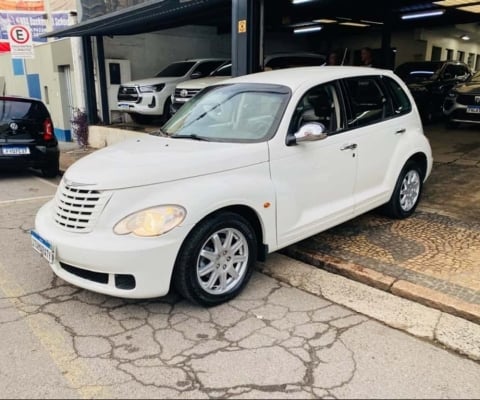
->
left=269, top=81, right=358, bottom=248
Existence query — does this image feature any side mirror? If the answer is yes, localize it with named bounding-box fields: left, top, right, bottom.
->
left=190, top=71, right=204, bottom=79
left=287, top=122, right=327, bottom=146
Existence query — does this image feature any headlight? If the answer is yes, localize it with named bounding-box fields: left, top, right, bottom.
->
left=113, top=205, right=186, bottom=237
left=139, top=84, right=165, bottom=93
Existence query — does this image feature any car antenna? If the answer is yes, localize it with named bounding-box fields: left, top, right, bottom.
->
left=341, top=48, right=348, bottom=66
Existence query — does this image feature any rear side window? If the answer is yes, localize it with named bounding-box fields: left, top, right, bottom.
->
left=382, top=77, right=412, bottom=116
left=0, top=99, right=47, bottom=122
left=343, top=77, right=391, bottom=128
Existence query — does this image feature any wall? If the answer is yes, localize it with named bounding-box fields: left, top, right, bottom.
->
left=102, top=26, right=231, bottom=81
left=0, top=37, right=82, bottom=141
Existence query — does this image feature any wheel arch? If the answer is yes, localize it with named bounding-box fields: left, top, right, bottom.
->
left=406, top=152, right=428, bottom=181
left=183, top=204, right=268, bottom=262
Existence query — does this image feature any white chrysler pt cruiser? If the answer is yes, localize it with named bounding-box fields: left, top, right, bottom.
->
left=33, top=67, right=432, bottom=306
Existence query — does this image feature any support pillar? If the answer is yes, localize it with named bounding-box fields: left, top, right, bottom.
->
left=231, top=0, right=263, bottom=77
left=96, top=35, right=110, bottom=125
left=81, top=36, right=99, bottom=124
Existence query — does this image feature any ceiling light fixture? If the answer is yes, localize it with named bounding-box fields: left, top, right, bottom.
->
left=433, top=0, right=478, bottom=6
left=294, top=25, right=323, bottom=34
left=292, top=0, right=315, bottom=4
left=401, top=9, right=445, bottom=19
left=458, top=4, right=480, bottom=12
left=339, top=22, right=370, bottom=27
left=313, top=18, right=337, bottom=23
left=360, top=19, right=384, bottom=25
left=461, top=34, right=471, bottom=40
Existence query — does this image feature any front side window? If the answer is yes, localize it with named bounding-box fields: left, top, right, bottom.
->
left=163, top=84, right=290, bottom=143
left=343, top=77, right=391, bottom=128
left=290, top=82, right=343, bottom=135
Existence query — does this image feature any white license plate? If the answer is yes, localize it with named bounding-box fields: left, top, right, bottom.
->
left=2, top=146, right=30, bottom=155
left=31, top=230, right=55, bottom=264
left=466, top=106, right=480, bottom=114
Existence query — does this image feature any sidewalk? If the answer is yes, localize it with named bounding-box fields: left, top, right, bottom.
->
left=57, top=123, right=480, bottom=325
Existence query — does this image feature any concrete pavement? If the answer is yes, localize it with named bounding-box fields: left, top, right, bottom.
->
left=0, top=172, right=479, bottom=399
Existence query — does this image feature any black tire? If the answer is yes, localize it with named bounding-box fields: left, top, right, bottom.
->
left=382, top=161, right=423, bottom=219
left=42, top=159, right=59, bottom=178
left=173, top=211, right=257, bottom=307
left=161, top=98, right=172, bottom=124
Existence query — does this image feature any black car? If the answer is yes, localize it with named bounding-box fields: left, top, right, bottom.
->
left=395, top=61, right=471, bottom=123
left=0, top=96, right=59, bottom=177
left=443, top=70, right=480, bottom=127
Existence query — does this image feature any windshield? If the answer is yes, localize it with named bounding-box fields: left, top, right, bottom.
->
left=156, top=62, right=196, bottom=77
left=0, top=99, right=46, bottom=122
left=162, top=84, right=290, bottom=142
left=211, top=64, right=232, bottom=77
left=395, top=62, right=444, bottom=83
left=470, top=70, right=480, bottom=82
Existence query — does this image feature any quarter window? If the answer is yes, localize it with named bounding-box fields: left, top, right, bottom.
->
left=343, top=77, right=390, bottom=128
left=382, top=77, right=412, bottom=116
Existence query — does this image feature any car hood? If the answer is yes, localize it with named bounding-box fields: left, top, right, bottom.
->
left=455, top=81, right=480, bottom=95
left=63, top=135, right=269, bottom=190
left=176, top=76, right=231, bottom=90
left=122, top=76, right=184, bottom=87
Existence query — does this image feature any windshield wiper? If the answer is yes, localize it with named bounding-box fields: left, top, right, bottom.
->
left=171, top=134, right=211, bottom=142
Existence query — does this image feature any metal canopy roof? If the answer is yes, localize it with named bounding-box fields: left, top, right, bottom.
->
left=44, top=0, right=230, bottom=38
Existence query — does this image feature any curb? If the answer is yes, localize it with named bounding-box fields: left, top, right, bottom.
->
left=283, top=246, right=480, bottom=325
left=259, top=253, right=480, bottom=361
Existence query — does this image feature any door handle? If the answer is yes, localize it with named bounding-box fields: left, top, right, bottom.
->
left=340, top=143, right=357, bottom=151
left=395, top=128, right=406, bottom=135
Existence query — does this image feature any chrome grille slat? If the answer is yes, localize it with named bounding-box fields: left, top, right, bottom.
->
left=53, top=180, right=111, bottom=232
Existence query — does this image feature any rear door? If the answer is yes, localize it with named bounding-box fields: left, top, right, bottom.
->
left=0, top=98, right=48, bottom=143
left=340, top=76, right=413, bottom=215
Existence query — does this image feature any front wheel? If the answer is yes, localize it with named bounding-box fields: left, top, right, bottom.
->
left=382, top=161, right=423, bottom=219
left=173, top=212, right=257, bottom=306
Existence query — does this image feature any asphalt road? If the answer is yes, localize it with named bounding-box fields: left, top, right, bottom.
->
left=1, top=170, right=479, bottom=399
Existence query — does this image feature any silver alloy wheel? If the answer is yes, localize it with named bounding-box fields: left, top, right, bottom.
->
left=399, top=170, right=420, bottom=212
left=196, top=228, right=249, bottom=295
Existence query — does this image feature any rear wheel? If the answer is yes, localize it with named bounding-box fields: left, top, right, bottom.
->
left=173, top=212, right=257, bottom=306
left=382, top=161, right=422, bottom=219
left=41, top=159, right=59, bottom=178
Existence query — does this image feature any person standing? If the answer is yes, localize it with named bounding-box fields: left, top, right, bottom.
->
left=360, top=47, right=374, bottom=67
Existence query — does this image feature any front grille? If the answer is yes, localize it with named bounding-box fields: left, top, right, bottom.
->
left=118, top=86, right=139, bottom=102
left=174, top=88, right=201, bottom=100
left=54, top=180, right=111, bottom=232
left=456, top=94, right=478, bottom=106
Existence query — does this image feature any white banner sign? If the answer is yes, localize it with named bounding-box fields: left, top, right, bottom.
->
left=8, top=24, right=34, bottom=59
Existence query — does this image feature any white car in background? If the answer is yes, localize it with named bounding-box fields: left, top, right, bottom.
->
left=117, top=58, right=227, bottom=123
left=171, top=53, right=326, bottom=113
left=33, top=67, right=432, bottom=306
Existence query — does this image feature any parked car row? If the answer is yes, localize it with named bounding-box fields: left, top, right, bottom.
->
left=117, top=53, right=326, bottom=123
left=394, top=60, right=479, bottom=127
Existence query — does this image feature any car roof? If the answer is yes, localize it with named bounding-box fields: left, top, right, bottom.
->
left=223, top=66, right=396, bottom=92
left=0, top=95, right=44, bottom=103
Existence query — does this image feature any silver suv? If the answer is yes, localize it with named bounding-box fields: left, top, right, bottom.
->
left=117, top=58, right=227, bottom=123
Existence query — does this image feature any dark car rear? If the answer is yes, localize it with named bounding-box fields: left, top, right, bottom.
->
left=0, top=96, right=59, bottom=177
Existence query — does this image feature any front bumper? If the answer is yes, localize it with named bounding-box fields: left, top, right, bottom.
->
left=117, top=91, right=170, bottom=116
left=0, top=144, right=59, bottom=169
left=443, top=99, right=480, bottom=124
left=34, top=201, right=191, bottom=299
